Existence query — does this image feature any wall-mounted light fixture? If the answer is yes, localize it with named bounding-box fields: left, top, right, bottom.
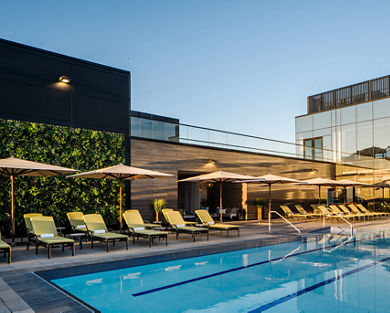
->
left=58, top=76, right=71, bottom=84
left=206, top=159, right=217, bottom=166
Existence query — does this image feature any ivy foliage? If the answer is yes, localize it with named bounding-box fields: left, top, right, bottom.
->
left=0, top=119, right=125, bottom=237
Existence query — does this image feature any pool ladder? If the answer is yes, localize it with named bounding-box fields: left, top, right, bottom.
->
left=325, top=206, right=354, bottom=237
left=268, top=210, right=301, bottom=235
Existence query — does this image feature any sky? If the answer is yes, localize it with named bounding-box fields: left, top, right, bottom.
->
left=1, top=0, right=390, bottom=143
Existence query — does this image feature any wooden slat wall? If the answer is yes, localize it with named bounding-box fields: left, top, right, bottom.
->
left=131, top=138, right=335, bottom=221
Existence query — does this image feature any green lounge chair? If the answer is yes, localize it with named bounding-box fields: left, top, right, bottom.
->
left=124, top=210, right=161, bottom=229
left=123, top=211, right=168, bottom=247
left=67, top=212, right=88, bottom=233
left=294, top=204, right=323, bottom=218
left=162, top=208, right=197, bottom=226
left=356, top=204, right=389, bottom=217
left=29, top=216, right=75, bottom=259
left=195, top=209, right=239, bottom=237
left=328, top=205, right=359, bottom=221
left=23, top=213, right=43, bottom=250
left=164, top=210, right=209, bottom=242
left=279, top=205, right=308, bottom=219
left=0, top=232, right=11, bottom=264
left=83, top=214, right=128, bottom=252
left=347, top=204, right=375, bottom=220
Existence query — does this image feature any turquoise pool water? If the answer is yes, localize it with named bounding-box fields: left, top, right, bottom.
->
left=52, top=234, right=390, bottom=312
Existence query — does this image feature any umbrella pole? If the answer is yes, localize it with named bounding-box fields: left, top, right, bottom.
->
left=119, top=180, right=123, bottom=233
left=268, top=184, right=272, bottom=217
left=318, top=185, right=321, bottom=205
left=220, top=181, right=223, bottom=224
left=11, top=174, right=15, bottom=243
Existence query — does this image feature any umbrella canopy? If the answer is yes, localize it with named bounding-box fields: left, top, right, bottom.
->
left=0, top=157, right=78, bottom=242
left=300, top=177, right=342, bottom=204
left=239, top=174, right=303, bottom=219
left=177, top=170, right=256, bottom=223
left=68, top=164, right=173, bottom=232
left=336, top=179, right=368, bottom=187
left=336, top=179, right=368, bottom=203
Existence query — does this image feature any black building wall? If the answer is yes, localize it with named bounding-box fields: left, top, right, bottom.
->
left=0, top=38, right=132, bottom=206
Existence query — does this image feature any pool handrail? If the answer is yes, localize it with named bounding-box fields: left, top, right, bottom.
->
left=268, top=210, right=301, bottom=235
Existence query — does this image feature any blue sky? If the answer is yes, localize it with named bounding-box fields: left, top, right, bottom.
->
left=1, top=0, right=390, bottom=142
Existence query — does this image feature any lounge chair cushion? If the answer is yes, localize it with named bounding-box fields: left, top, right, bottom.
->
left=94, top=229, right=105, bottom=234
left=38, top=236, right=74, bottom=245
left=93, top=233, right=128, bottom=240
left=0, top=241, right=10, bottom=249
left=177, top=224, right=185, bottom=228
left=134, top=227, right=144, bottom=231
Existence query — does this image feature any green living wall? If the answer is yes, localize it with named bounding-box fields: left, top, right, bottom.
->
left=0, top=119, right=125, bottom=237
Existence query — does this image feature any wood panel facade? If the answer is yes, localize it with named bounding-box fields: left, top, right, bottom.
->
left=130, top=138, right=336, bottom=221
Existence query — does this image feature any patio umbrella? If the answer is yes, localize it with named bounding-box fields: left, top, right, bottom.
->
left=239, top=174, right=303, bottom=220
left=68, top=164, right=172, bottom=232
left=300, top=177, right=342, bottom=227
left=177, top=170, right=256, bottom=223
left=367, top=181, right=390, bottom=200
left=0, top=157, right=78, bottom=242
left=336, top=179, right=368, bottom=203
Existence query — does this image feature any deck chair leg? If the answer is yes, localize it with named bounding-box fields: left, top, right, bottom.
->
left=227, top=230, right=229, bottom=237
left=62, top=244, right=64, bottom=252
left=26, top=237, right=30, bottom=250
left=193, top=233, right=196, bottom=242
left=8, top=249, right=11, bottom=264
left=91, top=238, right=94, bottom=248
left=48, top=246, right=51, bottom=259
left=149, top=237, right=152, bottom=248
left=126, top=238, right=129, bottom=250
left=72, top=243, right=75, bottom=256
left=207, top=232, right=209, bottom=241
left=165, top=235, right=168, bottom=246
left=176, top=232, right=179, bottom=239
left=106, top=241, right=110, bottom=252
left=133, top=234, right=135, bottom=244
left=35, top=244, right=39, bottom=255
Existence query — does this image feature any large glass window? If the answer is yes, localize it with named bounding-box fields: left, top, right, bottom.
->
left=341, top=123, right=356, bottom=160
left=356, top=121, right=373, bottom=158
left=304, top=137, right=323, bottom=160
left=356, top=102, right=372, bottom=122
left=374, top=117, right=390, bottom=158
left=373, top=98, right=390, bottom=119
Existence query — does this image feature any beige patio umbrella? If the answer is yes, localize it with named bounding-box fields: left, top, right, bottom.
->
left=0, top=157, right=78, bottom=242
left=239, top=174, right=303, bottom=220
left=177, top=170, right=256, bottom=223
left=68, top=164, right=172, bottom=232
left=336, top=179, right=368, bottom=203
left=300, top=177, right=343, bottom=227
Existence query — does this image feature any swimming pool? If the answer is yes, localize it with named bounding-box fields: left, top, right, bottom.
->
left=52, top=234, right=390, bottom=312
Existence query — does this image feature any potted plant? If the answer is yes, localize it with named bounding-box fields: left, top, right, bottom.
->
left=255, top=198, right=266, bottom=220
left=153, top=198, right=166, bottom=222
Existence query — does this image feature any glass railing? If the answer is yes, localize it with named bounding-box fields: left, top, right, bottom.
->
left=132, top=119, right=390, bottom=170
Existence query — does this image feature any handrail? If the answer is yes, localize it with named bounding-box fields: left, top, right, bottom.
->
left=326, top=206, right=354, bottom=237
left=268, top=211, right=301, bottom=234
left=322, top=234, right=354, bottom=253
left=269, top=244, right=301, bottom=263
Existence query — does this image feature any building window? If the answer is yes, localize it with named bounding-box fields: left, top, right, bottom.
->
left=304, top=137, right=323, bottom=160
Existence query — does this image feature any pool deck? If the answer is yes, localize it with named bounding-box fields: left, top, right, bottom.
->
left=0, top=218, right=389, bottom=313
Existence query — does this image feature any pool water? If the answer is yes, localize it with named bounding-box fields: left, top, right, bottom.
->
left=52, top=234, right=390, bottom=313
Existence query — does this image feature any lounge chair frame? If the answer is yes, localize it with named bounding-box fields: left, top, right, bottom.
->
left=30, top=216, right=75, bottom=259
left=84, top=214, right=129, bottom=252
left=0, top=232, right=11, bottom=264
left=123, top=211, right=168, bottom=247
left=195, top=209, right=239, bottom=237
left=164, top=210, right=209, bottom=242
